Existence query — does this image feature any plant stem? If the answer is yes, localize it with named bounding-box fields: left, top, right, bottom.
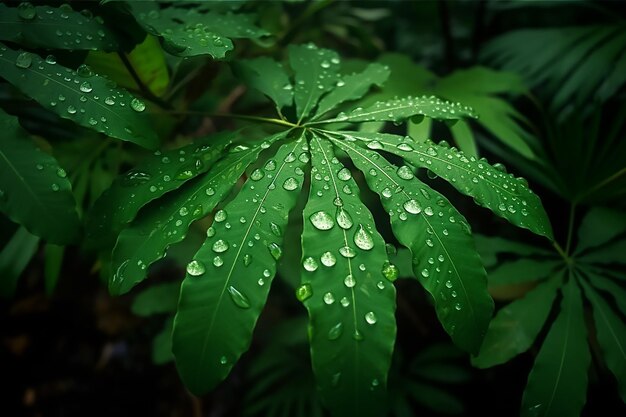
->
left=553, top=241, right=569, bottom=263
left=575, top=167, right=626, bottom=203
left=118, top=52, right=171, bottom=109
left=160, top=109, right=298, bottom=128
left=565, top=203, right=577, bottom=255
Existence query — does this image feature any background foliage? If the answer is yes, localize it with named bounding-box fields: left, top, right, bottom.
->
left=1, top=1, right=625, bottom=417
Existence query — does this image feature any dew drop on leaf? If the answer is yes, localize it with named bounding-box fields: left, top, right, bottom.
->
left=397, top=165, right=414, bottom=180
left=214, top=209, right=227, bottom=222
left=337, top=168, right=352, bottom=181
left=282, top=177, right=299, bottom=191
left=340, top=296, right=350, bottom=307
left=353, top=224, right=374, bottom=250
left=320, top=251, right=337, bottom=267
left=250, top=169, right=264, bottom=181
left=227, top=286, right=251, bottom=309
left=327, top=322, right=343, bottom=340
left=270, top=222, right=281, bottom=237
left=366, top=140, right=383, bottom=150
left=212, top=239, right=229, bottom=253
left=303, top=256, right=318, bottom=271
left=323, top=292, right=335, bottom=305
left=381, top=262, right=399, bottom=282
left=296, top=283, right=313, bottom=302
left=309, top=211, right=334, bottom=230
left=206, top=227, right=215, bottom=237
left=268, top=242, right=282, bottom=260
left=421, top=268, right=430, bottom=278
left=365, top=311, right=377, bottom=324
left=344, top=274, right=356, bottom=288
left=17, top=2, right=37, bottom=20
left=336, top=209, right=353, bottom=229
left=403, top=199, right=422, bottom=214
left=213, top=256, right=223, bottom=267
left=186, top=260, right=206, bottom=276
left=338, top=246, right=356, bottom=258
left=15, top=52, right=33, bottom=69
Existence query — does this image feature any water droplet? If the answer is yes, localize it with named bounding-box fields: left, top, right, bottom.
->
left=214, top=210, right=227, bottom=222
left=327, top=322, right=343, bottom=340
left=336, top=209, right=353, bottom=229
left=403, top=199, right=421, bottom=214
left=128, top=97, right=145, bottom=112
left=212, top=239, right=229, bottom=253
left=344, top=274, right=356, bottom=288
left=296, top=283, right=313, bottom=302
left=79, top=81, right=92, bottom=93
left=206, top=227, right=215, bottom=237
left=377, top=281, right=385, bottom=290
left=282, top=177, right=299, bottom=191
left=445, top=280, right=453, bottom=288
left=309, top=211, right=334, bottom=230
left=56, top=168, right=67, bottom=178
left=365, top=311, right=377, bottom=324
left=51, top=183, right=60, bottom=191
left=268, top=242, right=282, bottom=260
left=382, top=262, right=399, bottom=282
left=493, top=162, right=507, bottom=173
left=76, top=65, right=93, bottom=78
left=15, top=51, right=33, bottom=68
left=338, top=246, right=356, bottom=258
left=421, top=269, right=429, bottom=278
left=186, top=260, right=206, bottom=276
left=220, top=356, right=228, bottom=365
left=265, top=159, right=276, bottom=171
left=45, top=55, right=57, bottom=65
left=213, top=256, right=223, bottom=267
left=426, top=147, right=438, bottom=156
left=323, top=292, right=335, bottom=305
left=353, top=224, right=374, bottom=250
left=366, top=140, right=383, bottom=150
left=340, top=297, right=350, bottom=307
left=303, top=257, right=318, bottom=272
left=397, top=165, right=413, bottom=180
left=385, top=244, right=397, bottom=256
left=242, top=254, right=252, bottom=266
left=257, top=278, right=265, bottom=286
left=397, top=143, right=413, bottom=151
left=320, top=251, right=337, bottom=267
left=228, top=286, right=251, bottom=308
left=250, top=169, right=264, bottom=181
left=424, top=207, right=434, bottom=216
left=455, top=303, right=462, bottom=311
left=352, top=330, right=364, bottom=341
left=18, top=2, right=37, bottom=20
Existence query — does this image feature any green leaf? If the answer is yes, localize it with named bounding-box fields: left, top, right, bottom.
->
left=289, top=44, right=340, bottom=122
left=85, top=35, right=170, bottom=97
left=0, top=110, right=80, bottom=244
left=521, top=278, right=590, bottom=417
left=173, top=134, right=308, bottom=395
left=575, top=207, right=626, bottom=255
left=0, top=226, right=39, bottom=298
left=488, top=259, right=562, bottom=285
left=585, top=269, right=626, bottom=316
left=472, top=275, right=561, bottom=368
left=131, top=282, right=180, bottom=317
left=0, top=3, right=119, bottom=51
left=404, top=380, right=464, bottom=415
left=232, top=57, right=293, bottom=111
left=331, top=135, right=492, bottom=354
left=312, top=63, right=390, bottom=120
left=473, top=234, right=553, bottom=268
left=299, top=134, right=396, bottom=417
left=334, top=131, right=553, bottom=239
left=580, top=239, right=626, bottom=265
left=44, top=244, right=64, bottom=295
left=128, top=2, right=268, bottom=59
left=111, top=142, right=265, bottom=295
left=579, top=278, right=626, bottom=402
left=153, top=316, right=174, bottom=365
left=0, top=43, right=158, bottom=149
left=86, top=132, right=230, bottom=249
left=313, top=96, right=476, bottom=125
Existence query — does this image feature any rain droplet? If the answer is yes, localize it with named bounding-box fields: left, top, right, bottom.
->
left=377, top=281, right=385, bottom=290
left=353, top=224, right=374, bottom=250
left=381, top=262, right=399, bottom=282
left=15, top=52, right=33, bottom=69
left=282, top=177, right=299, bottom=191
left=336, top=209, right=353, bottom=229
left=51, top=183, right=60, bottom=191
left=250, top=169, right=264, bottom=181
left=268, top=242, right=282, bottom=260
left=56, top=168, right=67, bottom=178
left=303, top=257, right=318, bottom=272
left=186, top=260, right=206, bottom=276
left=340, top=297, right=350, bottom=307
left=243, top=254, right=252, bottom=266
left=228, top=286, right=251, bottom=308
left=17, top=2, right=37, bottom=20
left=323, top=292, right=335, bottom=305
left=344, top=274, right=356, bottom=288
left=309, top=211, right=334, bottom=230
left=214, top=210, right=227, bottom=222
left=79, top=81, right=92, bottom=93
left=397, top=165, right=414, bottom=180
left=365, top=311, right=377, bottom=324
left=327, top=322, right=343, bottom=340
left=421, top=269, right=430, bottom=278
left=77, top=64, right=93, bottom=77
left=296, top=283, right=313, bottom=302
left=339, top=246, right=356, bottom=258
left=213, top=256, right=223, bottom=267
left=206, top=227, right=215, bottom=237
left=270, top=222, right=281, bottom=237
left=212, top=239, right=229, bottom=253
left=366, top=140, right=383, bottom=150
left=403, top=199, right=422, bottom=214
left=424, top=207, right=434, bottom=216
left=320, top=251, right=337, bottom=267
left=445, top=280, right=453, bottom=288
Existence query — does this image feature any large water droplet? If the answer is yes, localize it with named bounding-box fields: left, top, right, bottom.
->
left=320, top=251, right=337, bottom=267
left=366, top=140, right=383, bottom=150
left=212, top=239, right=229, bottom=253
left=296, top=283, right=313, bottom=302
left=214, top=209, right=227, bottom=222
left=344, top=274, right=356, bottom=288
left=353, top=224, right=374, bottom=250
left=18, top=2, right=37, bottom=20
left=228, top=286, right=251, bottom=308
left=397, top=165, right=414, bottom=180
left=365, top=311, right=377, bottom=324
left=340, top=297, right=350, bottom=307
left=186, top=260, right=206, bottom=276
left=268, top=242, right=282, bottom=260
left=403, top=199, right=422, bottom=214
left=336, top=209, right=353, bottom=229
left=337, top=168, right=352, bottom=181
left=309, top=211, right=334, bottom=230
left=282, top=177, right=299, bottom=191
left=323, top=292, right=335, bottom=305
left=339, top=246, right=356, bottom=258
left=381, top=262, right=399, bottom=282
left=77, top=64, right=94, bottom=78
left=328, top=322, right=343, bottom=340
left=15, top=52, right=33, bottom=69
left=270, top=222, right=281, bottom=237
left=303, top=257, right=318, bottom=272
left=79, top=81, right=92, bottom=93
left=250, top=169, right=264, bottom=181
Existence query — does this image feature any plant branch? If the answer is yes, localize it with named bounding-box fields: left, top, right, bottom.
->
left=565, top=203, right=577, bottom=255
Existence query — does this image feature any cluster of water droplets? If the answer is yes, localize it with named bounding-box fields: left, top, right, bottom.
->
left=12, top=2, right=116, bottom=50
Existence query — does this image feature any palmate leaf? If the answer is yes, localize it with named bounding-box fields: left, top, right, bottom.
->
left=330, top=135, right=492, bottom=354
left=173, top=134, right=308, bottom=394
left=299, top=134, right=396, bottom=416
left=0, top=43, right=158, bottom=149
left=328, top=130, right=552, bottom=239
left=233, top=57, right=294, bottom=111
left=472, top=275, right=561, bottom=368
left=0, top=110, right=80, bottom=244
left=0, top=2, right=118, bottom=51
left=127, top=2, right=268, bottom=58
left=86, top=131, right=231, bottom=249
left=521, top=277, right=590, bottom=417
left=110, top=140, right=269, bottom=295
